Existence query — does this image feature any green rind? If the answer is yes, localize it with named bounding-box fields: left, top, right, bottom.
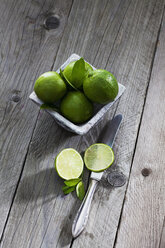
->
left=83, top=69, right=118, bottom=104
left=34, top=71, right=67, bottom=104
left=60, top=91, right=93, bottom=124
left=76, top=181, right=85, bottom=201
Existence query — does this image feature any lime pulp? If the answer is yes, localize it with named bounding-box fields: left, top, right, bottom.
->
left=55, top=148, right=84, bottom=180
left=84, top=143, right=114, bottom=172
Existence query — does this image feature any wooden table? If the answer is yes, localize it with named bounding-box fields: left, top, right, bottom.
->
left=0, top=0, right=165, bottom=247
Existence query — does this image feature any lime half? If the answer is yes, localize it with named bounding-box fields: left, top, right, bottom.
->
left=55, top=148, right=84, bottom=180
left=84, top=143, right=114, bottom=172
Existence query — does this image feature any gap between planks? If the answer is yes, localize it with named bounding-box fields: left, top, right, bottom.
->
left=159, top=217, right=165, bottom=248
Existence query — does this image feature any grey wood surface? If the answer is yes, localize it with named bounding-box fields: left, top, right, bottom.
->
left=115, top=11, right=165, bottom=248
left=160, top=218, right=165, bottom=248
left=0, top=0, right=165, bottom=247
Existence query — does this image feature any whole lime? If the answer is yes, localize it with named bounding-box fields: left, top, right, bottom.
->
left=63, top=61, right=93, bottom=89
left=34, top=71, right=67, bottom=104
left=60, top=91, right=93, bottom=123
left=83, top=69, right=119, bottom=104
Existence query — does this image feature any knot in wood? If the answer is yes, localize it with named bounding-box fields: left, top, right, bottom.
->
left=141, top=168, right=151, bottom=177
left=44, top=15, right=60, bottom=30
left=107, top=171, right=126, bottom=187
left=12, top=94, right=21, bottom=102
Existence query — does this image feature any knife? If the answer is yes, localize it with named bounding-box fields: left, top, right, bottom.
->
left=72, top=114, right=122, bottom=238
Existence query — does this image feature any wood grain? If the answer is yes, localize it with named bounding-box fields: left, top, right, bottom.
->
left=0, top=0, right=165, bottom=248
left=114, top=10, right=165, bottom=248
left=0, top=0, right=73, bottom=239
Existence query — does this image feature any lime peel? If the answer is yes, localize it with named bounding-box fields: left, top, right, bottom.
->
left=34, top=71, right=67, bottom=104
left=76, top=181, right=85, bottom=201
left=60, top=91, right=93, bottom=124
left=83, top=69, right=118, bottom=104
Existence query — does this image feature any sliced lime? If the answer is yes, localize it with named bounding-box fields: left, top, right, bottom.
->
left=76, top=181, right=85, bottom=201
left=84, top=143, right=114, bottom=172
left=55, top=148, right=84, bottom=180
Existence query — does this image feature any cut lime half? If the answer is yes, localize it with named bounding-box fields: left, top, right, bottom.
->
left=55, top=148, right=84, bottom=180
left=84, top=143, right=114, bottom=172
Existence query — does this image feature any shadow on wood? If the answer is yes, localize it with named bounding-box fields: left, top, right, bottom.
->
left=15, top=168, right=63, bottom=204
left=57, top=202, right=82, bottom=247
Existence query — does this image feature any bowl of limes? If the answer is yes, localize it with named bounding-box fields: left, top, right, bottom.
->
left=29, top=54, right=125, bottom=135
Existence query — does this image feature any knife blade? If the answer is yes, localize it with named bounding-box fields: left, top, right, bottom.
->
left=72, top=114, right=122, bottom=238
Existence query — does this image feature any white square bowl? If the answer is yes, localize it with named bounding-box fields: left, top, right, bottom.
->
left=29, top=54, right=125, bottom=135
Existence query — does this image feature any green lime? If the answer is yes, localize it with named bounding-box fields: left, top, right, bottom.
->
left=60, top=91, right=93, bottom=123
left=84, top=143, right=114, bottom=172
left=34, top=71, right=67, bottom=104
left=63, top=61, right=93, bottom=89
left=55, top=148, right=84, bottom=180
left=83, top=69, right=118, bottom=104
left=76, top=181, right=85, bottom=201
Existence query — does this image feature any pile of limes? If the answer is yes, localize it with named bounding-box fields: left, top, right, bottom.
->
left=34, top=57, right=119, bottom=124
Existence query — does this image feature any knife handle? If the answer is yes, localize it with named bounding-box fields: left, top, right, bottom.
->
left=72, top=179, right=98, bottom=238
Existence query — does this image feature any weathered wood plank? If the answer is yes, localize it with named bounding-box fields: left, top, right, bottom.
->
left=1, top=0, right=164, bottom=248
left=0, top=0, right=73, bottom=239
left=114, top=10, right=165, bottom=248
left=54, top=0, right=131, bottom=68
